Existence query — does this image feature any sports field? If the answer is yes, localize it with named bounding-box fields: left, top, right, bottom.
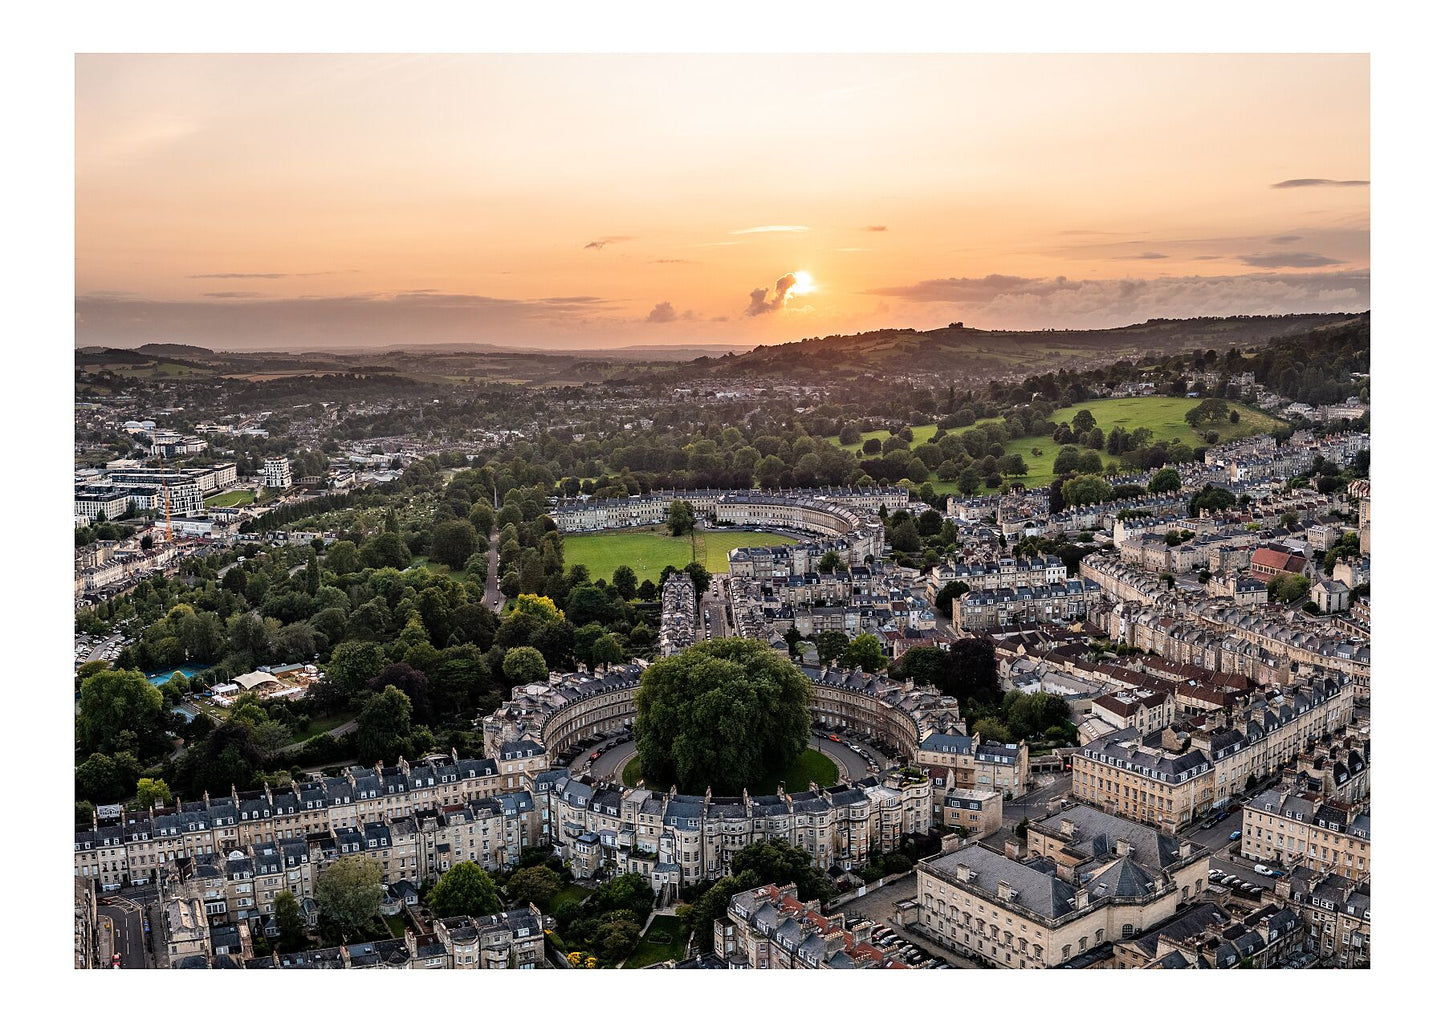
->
left=563, top=527, right=797, bottom=580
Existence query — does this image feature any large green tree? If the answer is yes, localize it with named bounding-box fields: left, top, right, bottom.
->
left=77, top=669, right=164, bottom=755
left=814, top=630, right=850, bottom=666
left=272, top=890, right=308, bottom=951
left=427, top=861, right=501, bottom=917
left=431, top=519, right=479, bottom=569
left=842, top=634, right=887, bottom=672
left=634, top=638, right=812, bottom=793
left=356, top=685, right=414, bottom=764
left=506, top=865, right=562, bottom=908
left=316, top=855, right=384, bottom=939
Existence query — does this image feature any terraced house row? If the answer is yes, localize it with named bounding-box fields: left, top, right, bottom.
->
left=530, top=771, right=934, bottom=895
left=1070, top=676, right=1355, bottom=833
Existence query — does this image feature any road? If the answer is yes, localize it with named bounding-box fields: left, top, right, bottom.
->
left=98, top=900, right=149, bottom=969
left=483, top=528, right=502, bottom=612
left=697, top=576, right=733, bottom=640
left=575, top=732, right=884, bottom=788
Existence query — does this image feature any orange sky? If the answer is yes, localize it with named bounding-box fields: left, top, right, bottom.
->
left=75, top=54, right=1369, bottom=350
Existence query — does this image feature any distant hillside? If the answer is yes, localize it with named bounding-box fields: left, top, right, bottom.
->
left=135, top=343, right=216, bottom=358
left=667, top=313, right=1365, bottom=380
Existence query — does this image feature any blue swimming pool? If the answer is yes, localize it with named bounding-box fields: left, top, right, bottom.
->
left=145, top=664, right=211, bottom=687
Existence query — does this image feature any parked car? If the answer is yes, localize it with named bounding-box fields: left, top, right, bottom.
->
left=1254, top=863, right=1274, bottom=876
left=1200, top=820, right=1215, bottom=830
left=1229, top=830, right=1242, bottom=841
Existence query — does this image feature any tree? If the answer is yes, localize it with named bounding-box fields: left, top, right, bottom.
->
left=325, top=640, right=386, bottom=697
left=502, top=646, right=549, bottom=686
left=667, top=499, right=697, bottom=537
left=815, top=630, right=850, bottom=665
left=252, top=719, right=294, bottom=761
left=634, top=638, right=812, bottom=793
left=272, top=890, right=308, bottom=952
left=356, top=685, right=413, bottom=764
left=507, top=865, right=562, bottom=908
left=935, top=580, right=967, bottom=614
left=941, top=636, right=1001, bottom=707
left=973, top=717, right=1012, bottom=743
left=317, top=855, right=384, bottom=939
left=431, top=519, right=478, bottom=569
left=134, top=777, right=172, bottom=808
left=890, top=517, right=921, bottom=552
left=842, top=634, right=887, bottom=672
left=1189, top=484, right=1237, bottom=516
left=1071, top=409, right=1096, bottom=434
left=611, top=565, right=638, bottom=601
left=566, top=584, right=619, bottom=628
left=361, top=531, right=411, bottom=570
left=1000, top=453, right=1028, bottom=478
left=78, top=669, right=164, bottom=755
left=1268, top=572, right=1310, bottom=605
left=816, top=550, right=843, bottom=573
left=428, top=860, right=502, bottom=917
left=326, top=540, right=360, bottom=574
left=592, top=634, right=625, bottom=669
left=729, top=839, right=834, bottom=902
left=1061, top=474, right=1113, bottom=507
left=1148, top=467, right=1182, bottom=493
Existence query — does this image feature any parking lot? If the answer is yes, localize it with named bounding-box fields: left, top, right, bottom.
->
left=840, top=874, right=980, bottom=969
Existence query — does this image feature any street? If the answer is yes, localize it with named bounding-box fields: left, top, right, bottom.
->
left=97, top=899, right=149, bottom=969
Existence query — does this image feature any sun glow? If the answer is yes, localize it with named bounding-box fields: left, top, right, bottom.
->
left=789, top=270, right=816, bottom=296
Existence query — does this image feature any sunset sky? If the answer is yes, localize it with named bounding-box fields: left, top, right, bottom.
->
left=75, top=53, right=1369, bottom=350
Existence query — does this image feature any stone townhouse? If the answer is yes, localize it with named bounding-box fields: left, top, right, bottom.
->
left=76, top=757, right=543, bottom=890
left=1104, top=900, right=1306, bottom=969
left=938, top=788, right=1003, bottom=837
left=1242, top=788, right=1370, bottom=881
left=1025, top=804, right=1212, bottom=904
left=432, top=910, right=546, bottom=969
left=914, top=728, right=1031, bottom=797
left=906, top=838, right=1192, bottom=969
left=952, top=579, right=1102, bottom=632
left=1071, top=676, right=1354, bottom=833
left=531, top=773, right=929, bottom=895
left=1091, top=689, right=1176, bottom=735
left=1269, top=866, right=1370, bottom=967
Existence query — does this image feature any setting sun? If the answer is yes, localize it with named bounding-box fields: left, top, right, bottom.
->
left=790, top=271, right=816, bottom=296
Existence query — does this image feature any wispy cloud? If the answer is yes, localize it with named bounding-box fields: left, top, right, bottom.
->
left=863, top=270, right=1369, bottom=329
left=650, top=258, right=696, bottom=264
left=1113, top=252, right=1170, bottom=260
left=583, top=235, right=635, bottom=250
left=730, top=225, right=809, bottom=235
left=1270, top=178, right=1369, bottom=189
left=863, top=225, right=888, bottom=232
left=1239, top=252, right=1344, bottom=268
left=188, top=270, right=341, bottom=279
left=201, top=291, right=262, bottom=299
left=1270, top=235, right=1304, bottom=244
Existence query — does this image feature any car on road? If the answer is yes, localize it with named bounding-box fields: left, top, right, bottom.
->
left=111, top=953, right=122, bottom=969
left=828, top=735, right=841, bottom=742
left=1229, top=830, right=1242, bottom=841
left=848, top=744, right=862, bottom=753
left=589, top=751, right=602, bottom=762
left=1200, top=819, right=1215, bottom=830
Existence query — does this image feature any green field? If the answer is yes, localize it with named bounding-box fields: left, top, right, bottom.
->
left=410, top=556, right=468, bottom=581
left=827, top=397, right=1279, bottom=492
left=204, top=489, right=255, bottom=508
left=564, top=527, right=797, bottom=580
left=999, top=397, right=1281, bottom=488
left=623, top=915, right=690, bottom=969
left=620, top=747, right=838, bottom=796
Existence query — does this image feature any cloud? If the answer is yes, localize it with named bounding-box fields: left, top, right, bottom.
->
left=646, top=301, right=678, bottom=323
left=583, top=235, right=635, bottom=250
left=861, top=270, right=1369, bottom=330
left=1114, top=252, right=1169, bottom=260
left=745, top=272, right=800, bottom=316
left=863, top=225, right=888, bottom=232
left=201, top=291, right=262, bottom=299
left=1270, top=235, right=1304, bottom=244
left=1239, top=252, right=1344, bottom=268
left=730, top=225, right=809, bottom=234
left=650, top=258, right=696, bottom=264
left=188, top=270, right=340, bottom=279
left=74, top=290, right=628, bottom=350
left=1270, top=178, right=1370, bottom=188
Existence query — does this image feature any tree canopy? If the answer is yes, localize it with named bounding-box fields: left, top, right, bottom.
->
left=427, top=860, right=502, bottom=917
left=634, top=637, right=812, bottom=793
